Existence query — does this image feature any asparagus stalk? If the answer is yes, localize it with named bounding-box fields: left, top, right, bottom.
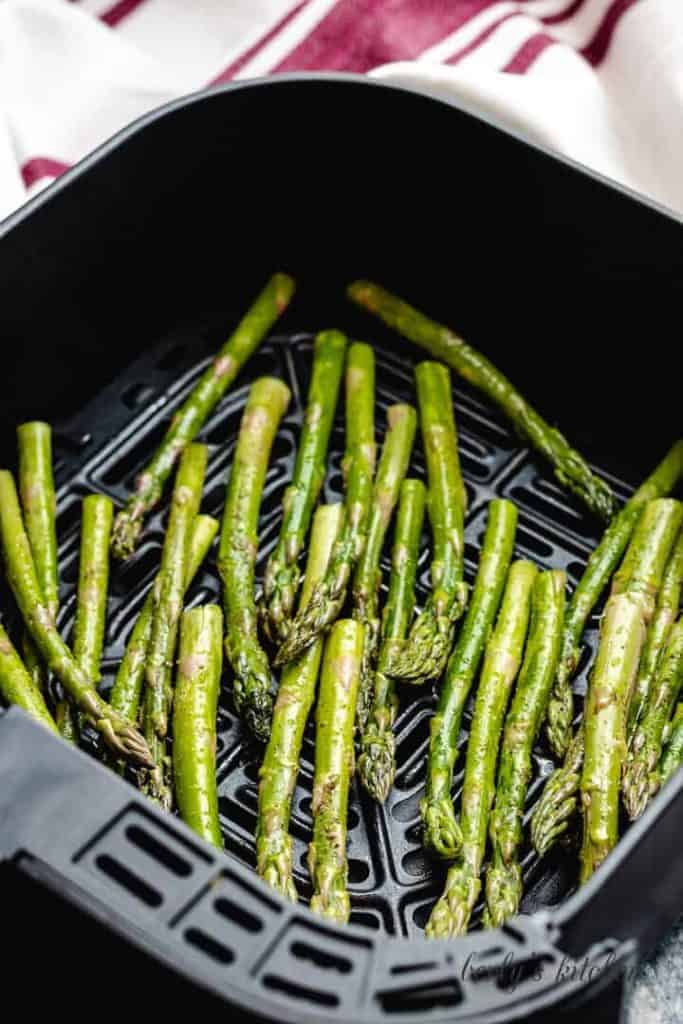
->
left=421, top=498, right=517, bottom=858
left=0, top=623, right=59, bottom=733
left=660, top=703, right=683, bottom=786
left=110, top=515, right=218, bottom=727
left=308, top=618, right=364, bottom=924
left=546, top=440, right=683, bottom=758
left=357, top=479, right=426, bottom=802
left=111, top=273, right=295, bottom=560
left=257, top=504, right=343, bottom=900
left=58, top=495, right=114, bottom=739
left=144, top=443, right=208, bottom=806
left=580, top=594, right=646, bottom=881
left=382, top=362, right=467, bottom=685
left=352, top=404, right=417, bottom=730
left=0, top=470, right=151, bottom=765
left=484, top=570, right=566, bottom=927
left=348, top=280, right=615, bottom=521
left=17, top=421, right=59, bottom=692
left=623, top=618, right=683, bottom=820
left=172, top=605, right=224, bottom=848
left=426, top=561, right=537, bottom=938
left=533, top=497, right=683, bottom=857
left=275, top=343, right=375, bottom=666
left=261, top=330, right=347, bottom=644
left=73, top=495, right=113, bottom=680
left=627, top=527, right=683, bottom=733
left=218, top=378, right=291, bottom=740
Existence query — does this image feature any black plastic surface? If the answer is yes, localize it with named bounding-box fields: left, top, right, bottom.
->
left=1, top=75, right=682, bottom=1023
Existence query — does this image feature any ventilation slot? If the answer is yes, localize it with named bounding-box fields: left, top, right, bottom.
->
left=390, top=961, right=437, bottom=976
left=125, top=825, right=192, bottom=877
left=95, top=854, right=162, bottom=907
left=184, top=928, right=234, bottom=965
left=262, top=975, right=339, bottom=1008
left=377, top=980, right=462, bottom=1014
left=214, top=896, right=263, bottom=934
left=290, top=941, right=352, bottom=975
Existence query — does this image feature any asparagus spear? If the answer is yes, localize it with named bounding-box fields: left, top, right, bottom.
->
left=546, top=440, right=683, bottom=758
left=352, top=403, right=417, bottom=730
left=308, top=618, right=364, bottom=924
left=580, top=594, right=646, bottom=881
left=58, top=495, right=114, bottom=739
left=382, top=362, right=467, bottom=685
left=144, top=443, right=208, bottom=806
left=108, top=515, right=217, bottom=774
left=172, top=605, right=224, bottom=848
left=623, top=618, right=683, bottom=820
left=257, top=503, right=343, bottom=900
left=109, top=515, right=218, bottom=728
left=358, top=479, right=426, bottom=802
left=533, top=497, right=683, bottom=857
left=660, top=703, right=683, bottom=785
left=111, top=273, right=295, bottom=560
left=426, top=561, right=537, bottom=938
left=484, top=570, right=565, bottom=927
left=348, top=280, right=615, bottom=521
left=17, top=421, right=59, bottom=692
left=421, top=498, right=517, bottom=858
left=73, top=495, right=113, bottom=680
left=275, top=343, right=375, bottom=666
left=218, top=378, right=291, bottom=740
left=261, top=330, right=347, bottom=644
left=0, top=470, right=151, bottom=765
left=627, top=527, right=683, bottom=733
left=0, top=623, right=59, bottom=733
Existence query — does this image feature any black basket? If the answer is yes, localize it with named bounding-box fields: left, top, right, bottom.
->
left=1, top=75, right=682, bottom=1023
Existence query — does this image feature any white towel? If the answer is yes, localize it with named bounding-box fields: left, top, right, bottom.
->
left=0, top=0, right=681, bottom=223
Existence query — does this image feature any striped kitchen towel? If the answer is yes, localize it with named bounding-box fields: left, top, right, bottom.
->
left=0, top=0, right=682, bottom=220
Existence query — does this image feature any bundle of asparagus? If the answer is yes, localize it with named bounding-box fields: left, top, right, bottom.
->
left=2, top=272, right=682, bottom=940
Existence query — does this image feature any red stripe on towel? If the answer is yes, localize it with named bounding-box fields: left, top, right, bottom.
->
left=21, top=157, right=71, bottom=188
left=273, top=0, right=499, bottom=74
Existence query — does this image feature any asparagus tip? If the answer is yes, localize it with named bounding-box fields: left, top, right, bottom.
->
left=425, top=869, right=480, bottom=939
left=420, top=797, right=463, bottom=860
left=357, top=727, right=396, bottom=804
left=483, top=861, right=522, bottom=930
left=110, top=510, right=142, bottom=561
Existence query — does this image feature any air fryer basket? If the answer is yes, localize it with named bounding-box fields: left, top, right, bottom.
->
left=1, top=76, right=682, bottom=1023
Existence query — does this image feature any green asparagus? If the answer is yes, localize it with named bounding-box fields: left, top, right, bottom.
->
left=308, top=618, right=364, bottom=924
left=383, top=362, right=467, bottom=685
left=108, top=514, right=217, bottom=771
left=358, top=479, right=426, bottom=802
left=17, top=421, right=58, bottom=693
left=628, top=527, right=683, bottom=733
left=111, top=272, right=295, bottom=560
left=623, top=617, right=683, bottom=820
left=0, top=470, right=151, bottom=765
left=484, top=570, right=565, bottom=927
left=145, top=443, right=208, bottom=806
left=172, top=605, right=224, bottom=848
left=426, top=561, right=537, bottom=938
left=0, top=623, right=59, bottom=733
left=73, top=495, right=113, bottom=682
left=533, top=497, right=683, bottom=857
left=275, top=343, right=375, bottom=666
left=546, top=440, right=683, bottom=759
left=348, top=280, right=615, bottom=521
left=261, top=330, right=347, bottom=644
left=660, top=703, right=683, bottom=786
left=352, top=403, right=417, bottom=730
left=218, top=378, right=291, bottom=741
left=257, top=504, right=343, bottom=900
left=421, top=499, right=517, bottom=859
left=580, top=594, right=646, bottom=881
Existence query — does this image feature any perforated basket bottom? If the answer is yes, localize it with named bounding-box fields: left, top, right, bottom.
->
left=47, top=323, right=632, bottom=938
